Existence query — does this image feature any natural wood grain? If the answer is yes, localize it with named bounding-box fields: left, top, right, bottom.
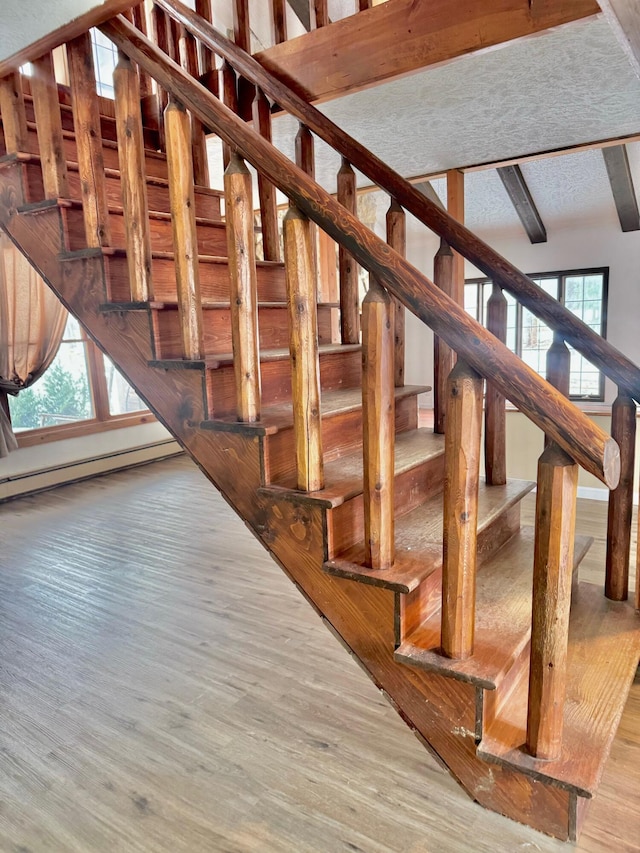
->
left=254, top=0, right=601, bottom=104
left=313, top=0, right=330, bottom=28
left=441, top=360, right=483, bottom=660
left=132, top=3, right=153, bottom=99
left=606, top=392, right=636, bottom=600
left=30, top=53, right=69, bottom=199
left=113, top=53, right=153, bottom=302
left=224, top=153, right=261, bottom=422
left=446, top=169, right=465, bottom=305
left=0, top=73, right=29, bottom=154
left=362, top=279, right=395, bottom=569
left=358, top=0, right=373, bottom=9
left=527, top=443, right=578, bottom=760
left=485, top=282, right=507, bottom=485
left=66, top=32, right=111, bottom=248
left=151, top=0, right=640, bottom=402
left=271, top=0, right=288, bottom=43
left=195, top=0, right=215, bottom=74
left=546, top=332, right=571, bottom=397
left=233, top=0, right=251, bottom=51
left=220, top=60, right=238, bottom=170
left=164, top=97, right=203, bottom=360
left=386, top=198, right=405, bottom=387
left=337, top=157, right=359, bottom=344
left=151, top=4, right=170, bottom=144
left=283, top=205, right=323, bottom=491
left=253, top=88, right=280, bottom=262
left=98, top=14, right=624, bottom=488
left=294, top=123, right=318, bottom=288
left=183, top=30, right=210, bottom=188
left=433, top=239, right=456, bottom=435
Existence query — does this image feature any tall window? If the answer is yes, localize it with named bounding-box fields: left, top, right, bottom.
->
left=91, top=29, right=118, bottom=98
left=464, top=269, right=608, bottom=401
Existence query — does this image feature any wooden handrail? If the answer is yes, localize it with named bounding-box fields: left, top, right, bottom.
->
left=99, top=13, right=620, bottom=488
left=153, top=0, right=640, bottom=403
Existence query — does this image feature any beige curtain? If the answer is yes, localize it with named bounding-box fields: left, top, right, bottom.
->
left=0, top=232, right=68, bottom=457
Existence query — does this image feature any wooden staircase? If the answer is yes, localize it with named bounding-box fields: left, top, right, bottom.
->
left=1, top=1, right=639, bottom=842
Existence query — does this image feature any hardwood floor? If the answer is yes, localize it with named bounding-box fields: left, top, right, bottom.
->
left=0, top=456, right=637, bottom=852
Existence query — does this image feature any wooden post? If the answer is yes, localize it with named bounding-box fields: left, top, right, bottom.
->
left=313, top=0, right=330, bottom=27
left=358, top=0, right=372, bottom=8
left=271, top=0, right=288, bottom=43
left=113, top=53, right=153, bottom=303
left=233, top=0, right=254, bottom=120
left=485, top=282, right=508, bottom=485
left=253, top=88, right=280, bottom=262
left=605, top=391, right=636, bottom=601
left=337, top=158, right=359, bottom=344
left=67, top=33, right=111, bottom=248
left=195, top=0, right=216, bottom=77
left=386, top=199, right=406, bottom=387
left=441, top=360, right=482, bottom=660
left=545, top=332, right=571, bottom=447
left=132, top=4, right=153, bottom=98
left=295, top=123, right=317, bottom=284
left=224, top=153, right=261, bottom=423
left=362, top=278, right=395, bottom=569
left=220, top=60, right=238, bottom=170
left=183, top=30, right=210, bottom=188
left=164, top=97, right=204, bottom=360
left=526, top=443, right=578, bottom=760
left=0, top=72, right=28, bottom=154
left=283, top=206, right=323, bottom=492
left=433, top=239, right=455, bottom=434
left=30, top=53, right=69, bottom=200
left=446, top=168, right=465, bottom=306
left=151, top=5, right=169, bottom=144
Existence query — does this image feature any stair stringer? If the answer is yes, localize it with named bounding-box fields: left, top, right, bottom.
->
left=0, top=163, right=583, bottom=841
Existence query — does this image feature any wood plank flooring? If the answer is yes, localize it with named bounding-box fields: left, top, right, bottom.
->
left=0, top=456, right=637, bottom=852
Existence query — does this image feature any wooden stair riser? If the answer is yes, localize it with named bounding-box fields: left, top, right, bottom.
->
left=326, top=452, right=445, bottom=559
left=395, top=503, right=522, bottom=647
left=106, top=253, right=285, bottom=304
left=204, top=347, right=362, bottom=420
left=262, top=394, right=418, bottom=486
left=150, top=303, right=336, bottom=360
left=59, top=204, right=226, bottom=254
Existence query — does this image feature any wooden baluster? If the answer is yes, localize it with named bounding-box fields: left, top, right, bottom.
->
left=113, top=53, right=153, bottom=303
left=30, top=52, right=69, bottom=200
left=184, top=30, right=210, bottom=188
left=195, top=0, right=217, bottom=93
left=295, top=123, right=317, bottom=282
left=485, top=282, right=508, bottom=485
left=0, top=72, right=28, bottom=154
left=362, top=278, right=395, bottom=569
left=220, top=60, right=238, bottom=170
left=224, top=153, right=261, bottom=422
left=168, top=17, right=182, bottom=65
left=313, top=0, right=330, bottom=27
left=545, top=332, right=571, bottom=447
left=233, top=0, right=254, bottom=120
left=132, top=4, right=153, bottom=98
left=605, top=390, right=636, bottom=601
left=151, top=4, right=169, bottom=145
left=441, top=360, right=482, bottom=660
left=386, top=199, right=405, bottom=387
left=337, top=158, right=359, bottom=344
left=446, top=168, right=465, bottom=306
left=253, top=88, right=280, bottom=262
left=433, top=239, right=455, bottom=434
left=67, top=33, right=111, bottom=248
left=164, top=96, right=204, bottom=360
left=358, top=0, right=372, bottom=8
left=271, top=0, right=288, bottom=43
left=283, top=206, right=323, bottom=491
left=526, top=443, right=578, bottom=760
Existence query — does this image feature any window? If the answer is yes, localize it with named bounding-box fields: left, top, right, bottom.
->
left=9, top=317, right=150, bottom=446
left=464, top=269, right=608, bottom=401
left=91, top=28, right=118, bottom=99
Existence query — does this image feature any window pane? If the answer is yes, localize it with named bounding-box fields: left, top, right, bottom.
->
left=8, top=341, right=94, bottom=430
left=521, top=309, right=554, bottom=375
left=464, top=284, right=479, bottom=320
left=104, top=357, right=147, bottom=415
left=63, top=313, right=83, bottom=341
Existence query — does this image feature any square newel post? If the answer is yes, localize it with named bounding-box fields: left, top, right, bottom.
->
left=283, top=205, right=323, bottom=492
left=441, top=360, right=482, bottom=660
left=526, top=443, right=578, bottom=760
left=362, top=278, right=395, bottom=569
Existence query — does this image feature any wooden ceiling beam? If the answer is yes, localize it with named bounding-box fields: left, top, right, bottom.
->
left=257, top=0, right=601, bottom=105
left=497, top=165, right=547, bottom=243
left=597, top=1, right=640, bottom=78
left=602, top=144, right=640, bottom=232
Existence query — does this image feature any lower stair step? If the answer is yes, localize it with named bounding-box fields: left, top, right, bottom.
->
left=394, top=528, right=593, bottom=689
left=325, top=478, right=535, bottom=593
left=477, top=582, right=640, bottom=797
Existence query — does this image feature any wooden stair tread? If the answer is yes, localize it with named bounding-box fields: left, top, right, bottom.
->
left=325, top=478, right=534, bottom=592
left=394, top=528, right=593, bottom=688
left=66, top=245, right=281, bottom=268
left=149, top=343, right=361, bottom=372
left=62, top=196, right=223, bottom=225
left=25, top=120, right=167, bottom=160
left=477, top=582, right=640, bottom=797
left=259, top=428, right=444, bottom=508
left=146, top=301, right=339, bottom=311
left=201, top=384, right=430, bottom=436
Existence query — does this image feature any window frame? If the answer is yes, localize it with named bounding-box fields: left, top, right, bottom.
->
left=465, top=267, right=609, bottom=402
